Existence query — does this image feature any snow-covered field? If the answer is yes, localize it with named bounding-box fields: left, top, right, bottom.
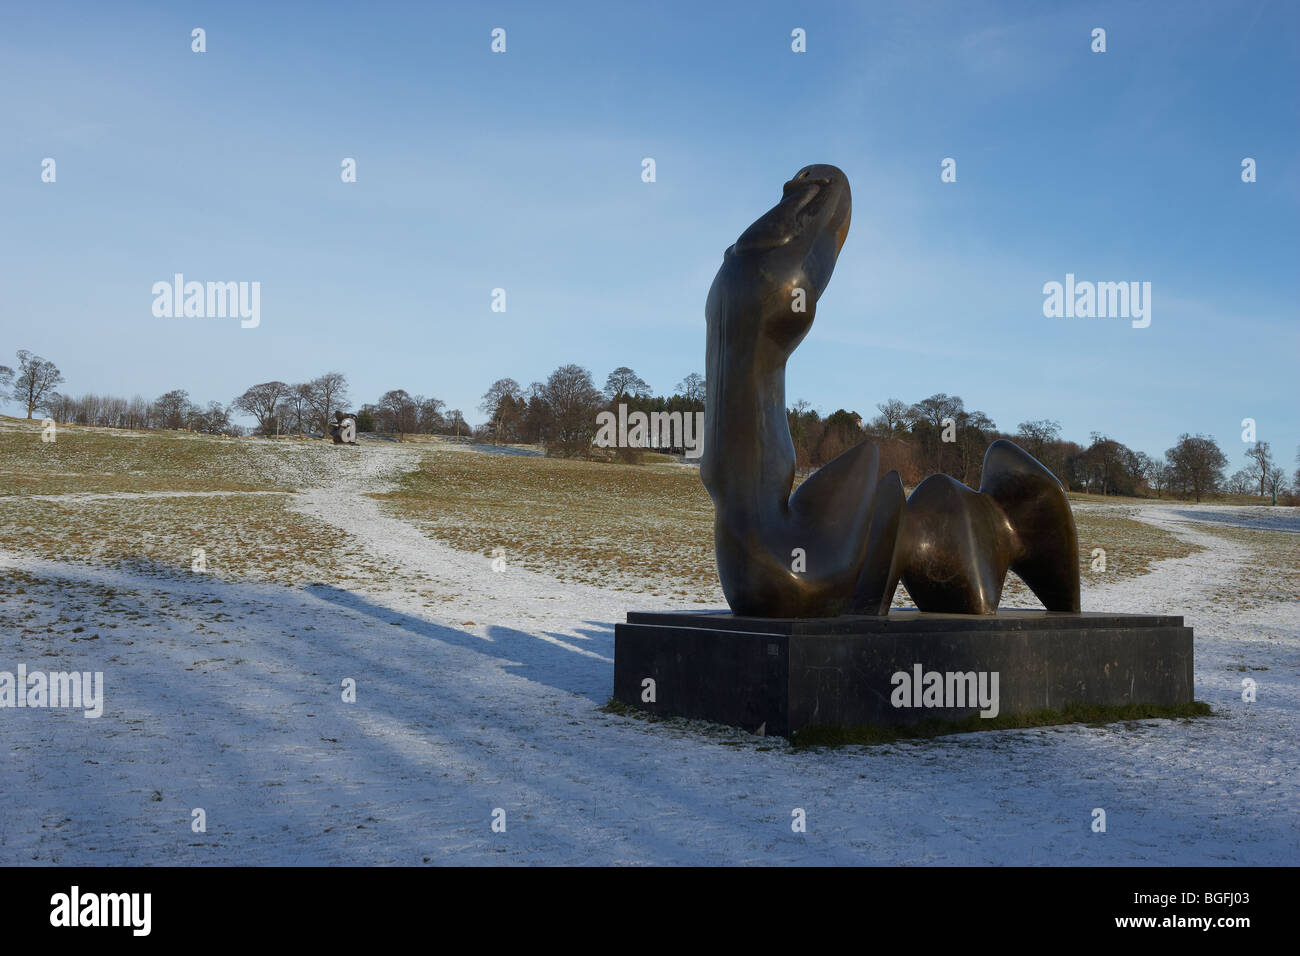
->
left=1, top=432, right=1297, bottom=864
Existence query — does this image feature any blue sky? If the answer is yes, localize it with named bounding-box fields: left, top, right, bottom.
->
left=2, top=0, right=1296, bottom=469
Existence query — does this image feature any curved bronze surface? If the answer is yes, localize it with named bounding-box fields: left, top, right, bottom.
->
left=702, top=165, right=1080, bottom=617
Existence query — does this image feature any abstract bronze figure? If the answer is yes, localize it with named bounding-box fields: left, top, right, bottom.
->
left=330, top=411, right=357, bottom=445
left=700, top=164, right=1080, bottom=617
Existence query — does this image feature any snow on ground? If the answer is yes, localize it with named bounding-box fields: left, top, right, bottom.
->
left=1, top=444, right=1297, bottom=864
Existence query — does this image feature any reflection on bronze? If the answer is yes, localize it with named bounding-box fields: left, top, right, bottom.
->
left=701, top=164, right=1080, bottom=617
left=894, top=440, right=1081, bottom=614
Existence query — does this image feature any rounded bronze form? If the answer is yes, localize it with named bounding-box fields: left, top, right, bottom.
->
left=702, top=167, right=1080, bottom=617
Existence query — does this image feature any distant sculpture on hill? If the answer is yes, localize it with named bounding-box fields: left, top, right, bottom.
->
left=330, top=411, right=357, bottom=445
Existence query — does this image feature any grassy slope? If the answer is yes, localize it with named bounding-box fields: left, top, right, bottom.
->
left=377, top=447, right=1206, bottom=603
left=378, top=448, right=718, bottom=601
left=0, top=416, right=395, bottom=588
left=10, top=415, right=1284, bottom=606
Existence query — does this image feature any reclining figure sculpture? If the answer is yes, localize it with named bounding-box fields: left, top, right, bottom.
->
left=700, top=164, right=1080, bottom=617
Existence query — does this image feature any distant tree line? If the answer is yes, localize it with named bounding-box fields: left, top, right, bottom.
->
left=26, top=370, right=357, bottom=439
left=41, top=387, right=240, bottom=435
left=6, top=347, right=1295, bottom=503
left=354, top=390, right=469, bottom=439
left=7, top=350, right=470, bottom=442
left=477, top=365, right=706, bottom=459
left=802, top=393, right=1287, bottom=503
left=231, top=373, right=352, bottom=438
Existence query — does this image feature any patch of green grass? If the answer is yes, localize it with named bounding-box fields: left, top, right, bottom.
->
left=790, top=700, right=1215, bottom=748
left=601, top=696, right=639, bottom=717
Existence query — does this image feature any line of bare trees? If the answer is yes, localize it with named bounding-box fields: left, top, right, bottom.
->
left=8, top=346, right=1296, bottom=503
left=354, top=390, right=468, bottom=439
left=477, top=368, right=1293, bottom=503
left=231, top=373, right=351, bottom=437
left=42, top=388, right=238, bottom=435
left=833, top=394, right=1286, bottom=503
left=12, top=355, right=467, bottom=442
left=224, top=375, right=475, bottom=439
left=0, top=348, right=243, bottom=434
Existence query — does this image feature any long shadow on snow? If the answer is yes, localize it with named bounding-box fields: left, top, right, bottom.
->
left=10, top=559, right=882, bottom=865
left=304, top=583, right=615, bottom=703
left=1171, top=508, right=1300, bottom=533
left=1, top=558, right=630, bottom=863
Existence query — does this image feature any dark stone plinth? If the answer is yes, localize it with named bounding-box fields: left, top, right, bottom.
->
left=613, top=610, right=1193, bottom=738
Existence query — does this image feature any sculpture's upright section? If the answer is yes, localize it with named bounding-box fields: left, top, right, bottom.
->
left=701, top=164, right=881, bottom=617
left=700, top=164, right=1080, bottom=617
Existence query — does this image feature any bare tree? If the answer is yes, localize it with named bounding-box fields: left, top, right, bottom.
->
left=40, top=392, right=71, bottom=422
left=1083, top=433, right=1131, bottom=497
left=480, top=378, right=521, bottom=416
left=416, top=395, right=446, bottom=433
left=543, top=364, right=605, bottom=456
left=192, top=401, right=233, bottom=435
left=873, top=398, right=914, bottom=437
left=956, top=409, right=997, bottom=484
left=1266, top=465, right=1286, bottom=505
left=480, top=378, right=521, bottom=439
left=232, top=381, right=291, bottom=436
left=675, top=372, right=705, bottom=404
left=11, top=350, right=65, bottom=419
left=1015, top=419, right=1062, bottom=461
left=604, top=366, right=652, bottom=403
left=282, top=383, right=315, bottom=436
left=306, top=372, right=350, bottom=435
left=377, top=389, right=418, bottom=436
left=273, top=400, right=295, bottom=437
left=910, top=393, right=961, bottom=431
left=1226, top=468, right=1254, bottom=495
left=1244, top=440, right=1274, bottom=498
left=1129, top=451, right=1157, bottom=495
left=1148, top=460, right=1173, bottom=498
left=126, top=395, right=151, bottom=430
left=519, top=382, right=551, bottom=444
left=908, top=393, right=965, bottom=475
left=154, top=389, right=194, bottom=430
left=1166, top=433, right=1228, bottom=503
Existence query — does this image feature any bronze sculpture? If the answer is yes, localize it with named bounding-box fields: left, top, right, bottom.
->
left=330, top=410, right=357, bottom=445
left=700, top=164, right=1080, bottom=617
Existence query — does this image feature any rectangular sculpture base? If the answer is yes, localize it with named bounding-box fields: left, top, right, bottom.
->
left=613, top=609, right=1194, bottom=738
